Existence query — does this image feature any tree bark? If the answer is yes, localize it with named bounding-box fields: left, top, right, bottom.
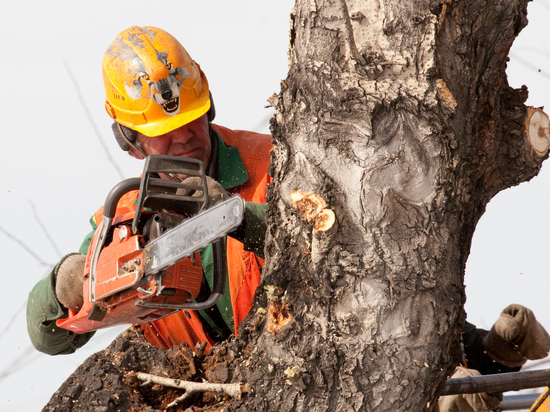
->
left=234, top=0, right=546, bottom=411
left=41, top=1, right=550, bottom=411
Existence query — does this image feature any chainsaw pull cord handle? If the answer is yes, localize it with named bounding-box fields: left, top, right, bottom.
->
left=89, top=178, right=142, bottom=303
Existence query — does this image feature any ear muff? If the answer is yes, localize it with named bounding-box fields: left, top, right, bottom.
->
left=112, top=123, right=138, bottom=152
left=207, top=91, right=216, bottom=123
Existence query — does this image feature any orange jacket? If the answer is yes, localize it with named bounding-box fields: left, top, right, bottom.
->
left=93, top=124, right=272, bottom=352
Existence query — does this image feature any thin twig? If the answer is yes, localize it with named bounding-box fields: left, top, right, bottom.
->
left=29, top=200, right=63, bottom=259
left=251, top=112, right=273, bottom=133
left=63, top=61, right=125, bottom=180
left=135, top=372, right=245, bottom=409
left=509, top=52, right=550, bottom=81
left=0, top=224, right=53, bottom=267
left=0, top=345, right=40, bottom=383
left=0, top=302, right=26, bottom=340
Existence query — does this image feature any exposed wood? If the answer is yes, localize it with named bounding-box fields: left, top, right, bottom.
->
left=526, top=107, right=550, bottom=156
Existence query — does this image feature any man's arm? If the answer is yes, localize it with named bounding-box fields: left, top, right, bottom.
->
left=26, top=255, right=95, bottom=355
left=229, top=202, right=266, bottom=259
left=27, top=219, right=98, bottom=356
left=185, top=175, right=268, bottom=259
left=462, top=321, right=521, bottom=375
left=439, top=308, right=550, bottom=412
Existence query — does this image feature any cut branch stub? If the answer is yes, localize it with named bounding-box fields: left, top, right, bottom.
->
left=526, top=107, right=550, bottom=157
left=290, top=190, right=335, bottom=231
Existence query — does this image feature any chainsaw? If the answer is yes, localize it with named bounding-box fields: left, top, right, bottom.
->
left=57, top=155, right=244, bottom=334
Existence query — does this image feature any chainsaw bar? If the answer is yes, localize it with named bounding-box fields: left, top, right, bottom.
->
left=142, top=195, right=244, bottom=275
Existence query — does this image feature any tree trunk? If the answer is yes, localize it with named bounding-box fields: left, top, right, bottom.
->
left=42, top=1, right=549, bottom=411
left=234, top=0, right=546, bottom=411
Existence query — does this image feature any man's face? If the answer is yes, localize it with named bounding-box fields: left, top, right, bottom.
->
left=131, top=114, right=212, bottom=176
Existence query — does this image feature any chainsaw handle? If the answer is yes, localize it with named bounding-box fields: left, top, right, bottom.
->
left=102, top=178, right=142, bottom=218
left=101, top=174, right=194, bottom=218
left=90, top=177, right=142, bottom=303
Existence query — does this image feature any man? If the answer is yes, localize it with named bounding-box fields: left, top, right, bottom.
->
left=438, top=304, right=550, bottom=412
left=26, top=26, right=272, bottom=355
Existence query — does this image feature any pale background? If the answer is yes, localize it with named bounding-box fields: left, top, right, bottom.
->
left=0, top=1, right=548, bottom=411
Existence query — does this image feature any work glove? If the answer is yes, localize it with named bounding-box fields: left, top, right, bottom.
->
left=177, top=176, right=230, bottom=206
left=55, top=253, right=86, bottom=313
left=437, top=366, right=502, bottom=412
left=482, top=304, right=550, bottom=368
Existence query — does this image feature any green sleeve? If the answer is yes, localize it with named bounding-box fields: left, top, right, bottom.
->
left=78, top=215, right=97, bottom=255
left=242, top=202, right=266, bottom=259
left=26, top=259, right=95, bottom=356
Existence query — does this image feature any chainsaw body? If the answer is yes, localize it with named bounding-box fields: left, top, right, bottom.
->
left=57, top=155, right=244, bottom=334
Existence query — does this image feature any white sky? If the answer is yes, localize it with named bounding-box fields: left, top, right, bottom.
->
left=0, top=1, right=549, bottom=411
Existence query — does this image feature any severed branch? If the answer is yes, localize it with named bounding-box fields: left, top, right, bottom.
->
left=135, top=372, right=247, bottom=409
left=526, top=107, right=550, bottom=156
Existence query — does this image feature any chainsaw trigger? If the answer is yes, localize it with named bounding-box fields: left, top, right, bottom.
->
left=137, top=287, right=153, bottom=296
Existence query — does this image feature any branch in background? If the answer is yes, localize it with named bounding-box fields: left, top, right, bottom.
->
left=509, top=51, right=550, bottom=81
left=0, top=224, right=54, bottom=267
left=0, top=301, right=26, bottom=341
left=251, top=112, right=273, bottom=133
left=29, top=200, right=63, bottom=259
left=0, top=344, right=40, bottom=383
left=134, top=372, right=246, bottom=409
left=63, top=61, right=125, bottom=181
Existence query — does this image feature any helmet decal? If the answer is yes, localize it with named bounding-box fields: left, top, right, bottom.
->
left=103, top=26, right=210, bottom=136
left=147, top=51, right=190, bottom=116
left=106, top=30, right=190, bottom=116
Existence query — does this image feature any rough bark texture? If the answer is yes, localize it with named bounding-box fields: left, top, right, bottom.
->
left=235, top=0, right=544, bottom=411
left=43, top=0, right=546, bottom=411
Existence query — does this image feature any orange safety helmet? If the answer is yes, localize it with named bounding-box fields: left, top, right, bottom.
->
left=103, top=26, right=211, bottom=137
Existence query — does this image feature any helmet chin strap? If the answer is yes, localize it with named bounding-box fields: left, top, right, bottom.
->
left=127, top=139, right=148, bottom=159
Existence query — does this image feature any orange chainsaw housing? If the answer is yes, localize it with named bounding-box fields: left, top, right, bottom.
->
left=56, top=155, right=235, bottom=335
left=56, top=210, right=203, bottom=334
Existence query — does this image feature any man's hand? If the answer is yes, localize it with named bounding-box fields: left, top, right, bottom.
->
left=482, top=304, right=550, bottom=367
left=55, top=254, right=86, bottom=312
left=437, top=366, right=502, bottom=412
left=177, top=176, right=230, bottom=206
